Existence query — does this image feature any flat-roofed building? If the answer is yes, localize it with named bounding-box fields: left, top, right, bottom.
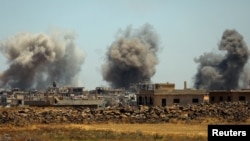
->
left=136, top=81, right=207, bottom=107
left=209, top=89, right=250, bottom=104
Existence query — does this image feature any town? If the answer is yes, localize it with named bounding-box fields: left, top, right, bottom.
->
left=1, top=80, right=250, bottom=109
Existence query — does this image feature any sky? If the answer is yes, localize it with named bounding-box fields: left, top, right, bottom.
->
left=0, top=0, right=250, bottom=90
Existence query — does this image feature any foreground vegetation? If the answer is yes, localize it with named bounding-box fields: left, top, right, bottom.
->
left=0, top=123, right=207, bottom=141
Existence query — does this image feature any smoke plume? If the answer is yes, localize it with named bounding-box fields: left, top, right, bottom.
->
left=102, top=23, right=160, bottom=89
left=194, top=29, right=249, bottom=90
left=0, top=31, right=85, bottom=90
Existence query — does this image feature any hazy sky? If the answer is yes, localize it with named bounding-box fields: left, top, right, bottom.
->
left=0, top=0, right=250, bottom=90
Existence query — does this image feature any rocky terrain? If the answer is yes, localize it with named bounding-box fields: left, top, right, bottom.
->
left=0, top=101, right=250, bottom=126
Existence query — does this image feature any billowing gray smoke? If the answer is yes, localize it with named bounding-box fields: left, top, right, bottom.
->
left=102, top=23, right=159, bottom=89
left=0, top=31, right=84, bottom=90
left=194, top=29, right=249, bottom=90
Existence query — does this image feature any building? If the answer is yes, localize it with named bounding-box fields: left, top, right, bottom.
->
left=67, top=87, right=85, bottom=95
left=54, top=99, right=105, bottom=108
left=0, top=88, right=27, bottom=107
left=209, top=89, right=250, bottom=104
left=92, top=87, right=125, bottom=95
left=136, top=81, right=207, bottom=107
left=0, top=86, right=105, bottom=108
left=88, top=87, right=125, bottom=99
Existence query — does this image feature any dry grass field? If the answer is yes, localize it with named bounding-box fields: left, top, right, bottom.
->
left=1, top=105, right=250, bottom=141
left=1, top=120, right=250, bottom=141
left=0, top=123, right=208, bottom=141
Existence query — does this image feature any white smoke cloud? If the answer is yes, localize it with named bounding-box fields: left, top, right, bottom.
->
left=0, top=30, right=85, bottom=90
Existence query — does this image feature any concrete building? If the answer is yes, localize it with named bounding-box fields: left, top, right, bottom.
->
left=136, top=81, right=207, bottom=107
left=0, top=86, right=106, bottom=108
left=54, top=99, right=105, bottom=108
left=92, top=87, right=125, bottom=95
left=209, top=89, right=250, bottom=104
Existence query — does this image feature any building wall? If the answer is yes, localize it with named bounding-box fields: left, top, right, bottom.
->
left=137, top=90, right=206, bottom=106
left=137, top=95, right=154, bottom=106
left=153, top=94, right=204, bottom=106
left=209, top=91, right=250, bottom=104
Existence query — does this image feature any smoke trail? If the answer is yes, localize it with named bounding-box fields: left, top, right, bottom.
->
left=194, top=29, right=249, bottom=90
left=0, top=31, right=84, bottom=90
left=102, top=23, right=160, bottom=89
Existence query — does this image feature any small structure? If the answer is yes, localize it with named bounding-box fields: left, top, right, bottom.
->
left=136, top=81, right=207, bottom=107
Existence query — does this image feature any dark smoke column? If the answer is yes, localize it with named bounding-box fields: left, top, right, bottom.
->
left=194, top=29, right=249, bottom=90
left=0, top=31, right=85, bottom=90
left=102, top=23, right=160, bottom=89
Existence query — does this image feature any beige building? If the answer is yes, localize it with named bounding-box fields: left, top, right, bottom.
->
left=136, top=81, right=207, bottom=107
left=209, top=89, right=250, bottom=104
